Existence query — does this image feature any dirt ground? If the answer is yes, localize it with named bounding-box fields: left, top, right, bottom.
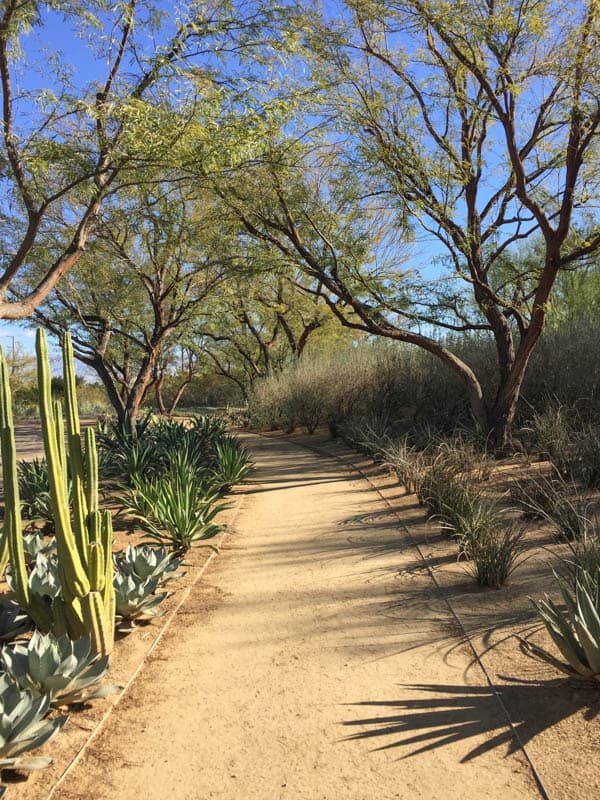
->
left=6, top=429, right=600, bottom=799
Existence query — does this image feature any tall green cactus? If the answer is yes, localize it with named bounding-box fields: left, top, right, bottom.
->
left=0, top=330, right=115, bottom=656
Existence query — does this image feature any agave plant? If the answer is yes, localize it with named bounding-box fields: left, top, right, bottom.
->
left=22, top=531, right=56, bottom=565
left=189, top=413, right=227, bottom=443
left=5, top=553, right=61, bottom=606
left=114, top=544, right=184, bottom=586
left=17, top=458, right=72, bottom=528
left=2, top=631, right=120, bottom=706
left=0, top=604, right=32, bottom=644
left=113, top=573, right=168, bottom=624
left=0, top=673, right=67, bottom=770
left=526, top=570, right=600, bottom=680
left=213, top=438, right=252, bottom=492
left=125, top=462, right=229, bottom=554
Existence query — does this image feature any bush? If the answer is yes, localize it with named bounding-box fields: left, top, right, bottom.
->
left=469, top=523, right=525, bottom=588
left=248, top=318, right=600, bottom=441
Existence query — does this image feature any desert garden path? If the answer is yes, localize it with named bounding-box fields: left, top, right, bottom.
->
left=55, top=434, right=540, bottom=800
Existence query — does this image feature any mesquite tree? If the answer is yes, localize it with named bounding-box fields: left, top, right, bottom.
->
left=35, top=186, right=237, bottom=422
left=204, top=0, right=600, bottom=447
left=0, top=0, right=281, bottom=319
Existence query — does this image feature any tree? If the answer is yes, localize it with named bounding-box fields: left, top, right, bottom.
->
left=201, top=0, right=600, bottom=447
left=0, top=0, right=279, bottom=319
left=35, top=184, right=237, bottom=422
left=154, top=343, right=204, bottom=415
left=200, top=270, right=329, bottom=399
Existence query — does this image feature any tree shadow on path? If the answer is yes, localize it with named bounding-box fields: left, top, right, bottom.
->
left=341, top=679, right=600, bottom=762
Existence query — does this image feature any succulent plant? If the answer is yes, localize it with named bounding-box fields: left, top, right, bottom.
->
left=17, top=458, right=62, bottom=526
left=0, top=673, right=67, bottom=770
left=22, top=531, right=56, bottom=565
left=0, top=331, right=116, bottom=656
left=114, top=544, right=184, bottom=586
left=113, top=573, right=168, bottom=624
left=526, top=570, right=600, bottom=680
left=0, top=604, right=32, bottom=644
left=6, top=553, right=61, bottom=605
left=125, top=461, right=229, bottom=554
left=2, top=631, right=120, bottom=707
left=212, top=438, right=252, bottom=492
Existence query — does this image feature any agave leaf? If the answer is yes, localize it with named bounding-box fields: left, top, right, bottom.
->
left=0, top=755, right=54, bottom=770
left=522, top=640, right=582, bottom=678
left=531, top=599, right=591, bottom=675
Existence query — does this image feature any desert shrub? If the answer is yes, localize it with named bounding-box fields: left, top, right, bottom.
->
left=440, top=493, right=503, bottom=554
left=562, top=533, right=600, bottom=587
left=248, top=317, right=600, bottom=442
left=381, top=439, right=426, bottom=494
left=510, top=471, right=595, bottom=541
left=468, top=521, right=525, bottom=588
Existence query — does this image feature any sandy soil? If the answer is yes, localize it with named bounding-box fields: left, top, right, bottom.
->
left=38, top=433, right=547, bottom=800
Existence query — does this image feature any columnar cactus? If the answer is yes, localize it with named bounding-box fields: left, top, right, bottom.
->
left=0, top=330, right=115, bottom=656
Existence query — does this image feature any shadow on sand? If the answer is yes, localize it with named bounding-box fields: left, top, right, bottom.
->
left=342, top=678, right=600, bottom=761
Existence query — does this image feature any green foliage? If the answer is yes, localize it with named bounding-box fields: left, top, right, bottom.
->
left=2, top=632, right=120, bottom=707
left=0, top=674, right=67, bottom=771
left=17, top=458, right=72, bottom=527
left=213, top=437, right=253, bottom=492
left=113, top=574, right=168, bottom=624
left=468, top=523, right=525, bottom=589
left=527, top=571, right=600, bottom=681
left=113, top=544, right=184, bottom=586
left=125, top=462, right=229, bottom=554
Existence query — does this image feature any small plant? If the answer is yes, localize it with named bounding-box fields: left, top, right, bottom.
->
left=0, top=673, right=67, bottom=770
left=114, top=544, right=184, bottom=586
left=562, top=534, right=600, bottom=586
left=526, top=570, right=600, bottom=680
left=17, top=458, right=72, bottom=528
left=381, top=438, right=425, bottom=494
left=0, top=604, right=32, bottom=643
left=469, top=522, right=525, bottom=588
left=442, top=496, right=506, bottom=559
left=513, top=472, right=594, bottom=541
left=125, top=463, right=229, bottom=554
left=113, top=573, right=168, bottom=624
left=2, top=631, right=120, bottom=706
left=5, top=553, right=61, bottom=610
left=26, top=554, right=62, bottom=602
left=510, top=474, right=563, bottom=519
left=22, top=531, right=56, bottom=565
left=189, top=413, right=227, bottom=443
left=213, top=437, right=252, bottom=491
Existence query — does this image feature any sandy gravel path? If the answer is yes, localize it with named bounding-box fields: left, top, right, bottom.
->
left=54, top=434, right=540, bottom=800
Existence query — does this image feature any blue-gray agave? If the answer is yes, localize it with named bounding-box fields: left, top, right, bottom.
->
left=6, top=553, right=61, bottom=602
left=22, top=531, right=56, bottom=565
left=2, top=632, right=120, bottom=706
left=0, top=673, right=66, bottom=770
left=114, top=544, right=184, bottom=586
left=114, top=573, right=169, bottom=624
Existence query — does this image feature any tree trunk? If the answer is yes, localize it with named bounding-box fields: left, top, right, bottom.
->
left=155, top=372, right=167, bottom=415
left=167, top=378, right=191, bottom=415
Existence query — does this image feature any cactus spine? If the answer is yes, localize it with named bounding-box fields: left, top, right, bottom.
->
left=0, top=330, right=114, bottom=655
